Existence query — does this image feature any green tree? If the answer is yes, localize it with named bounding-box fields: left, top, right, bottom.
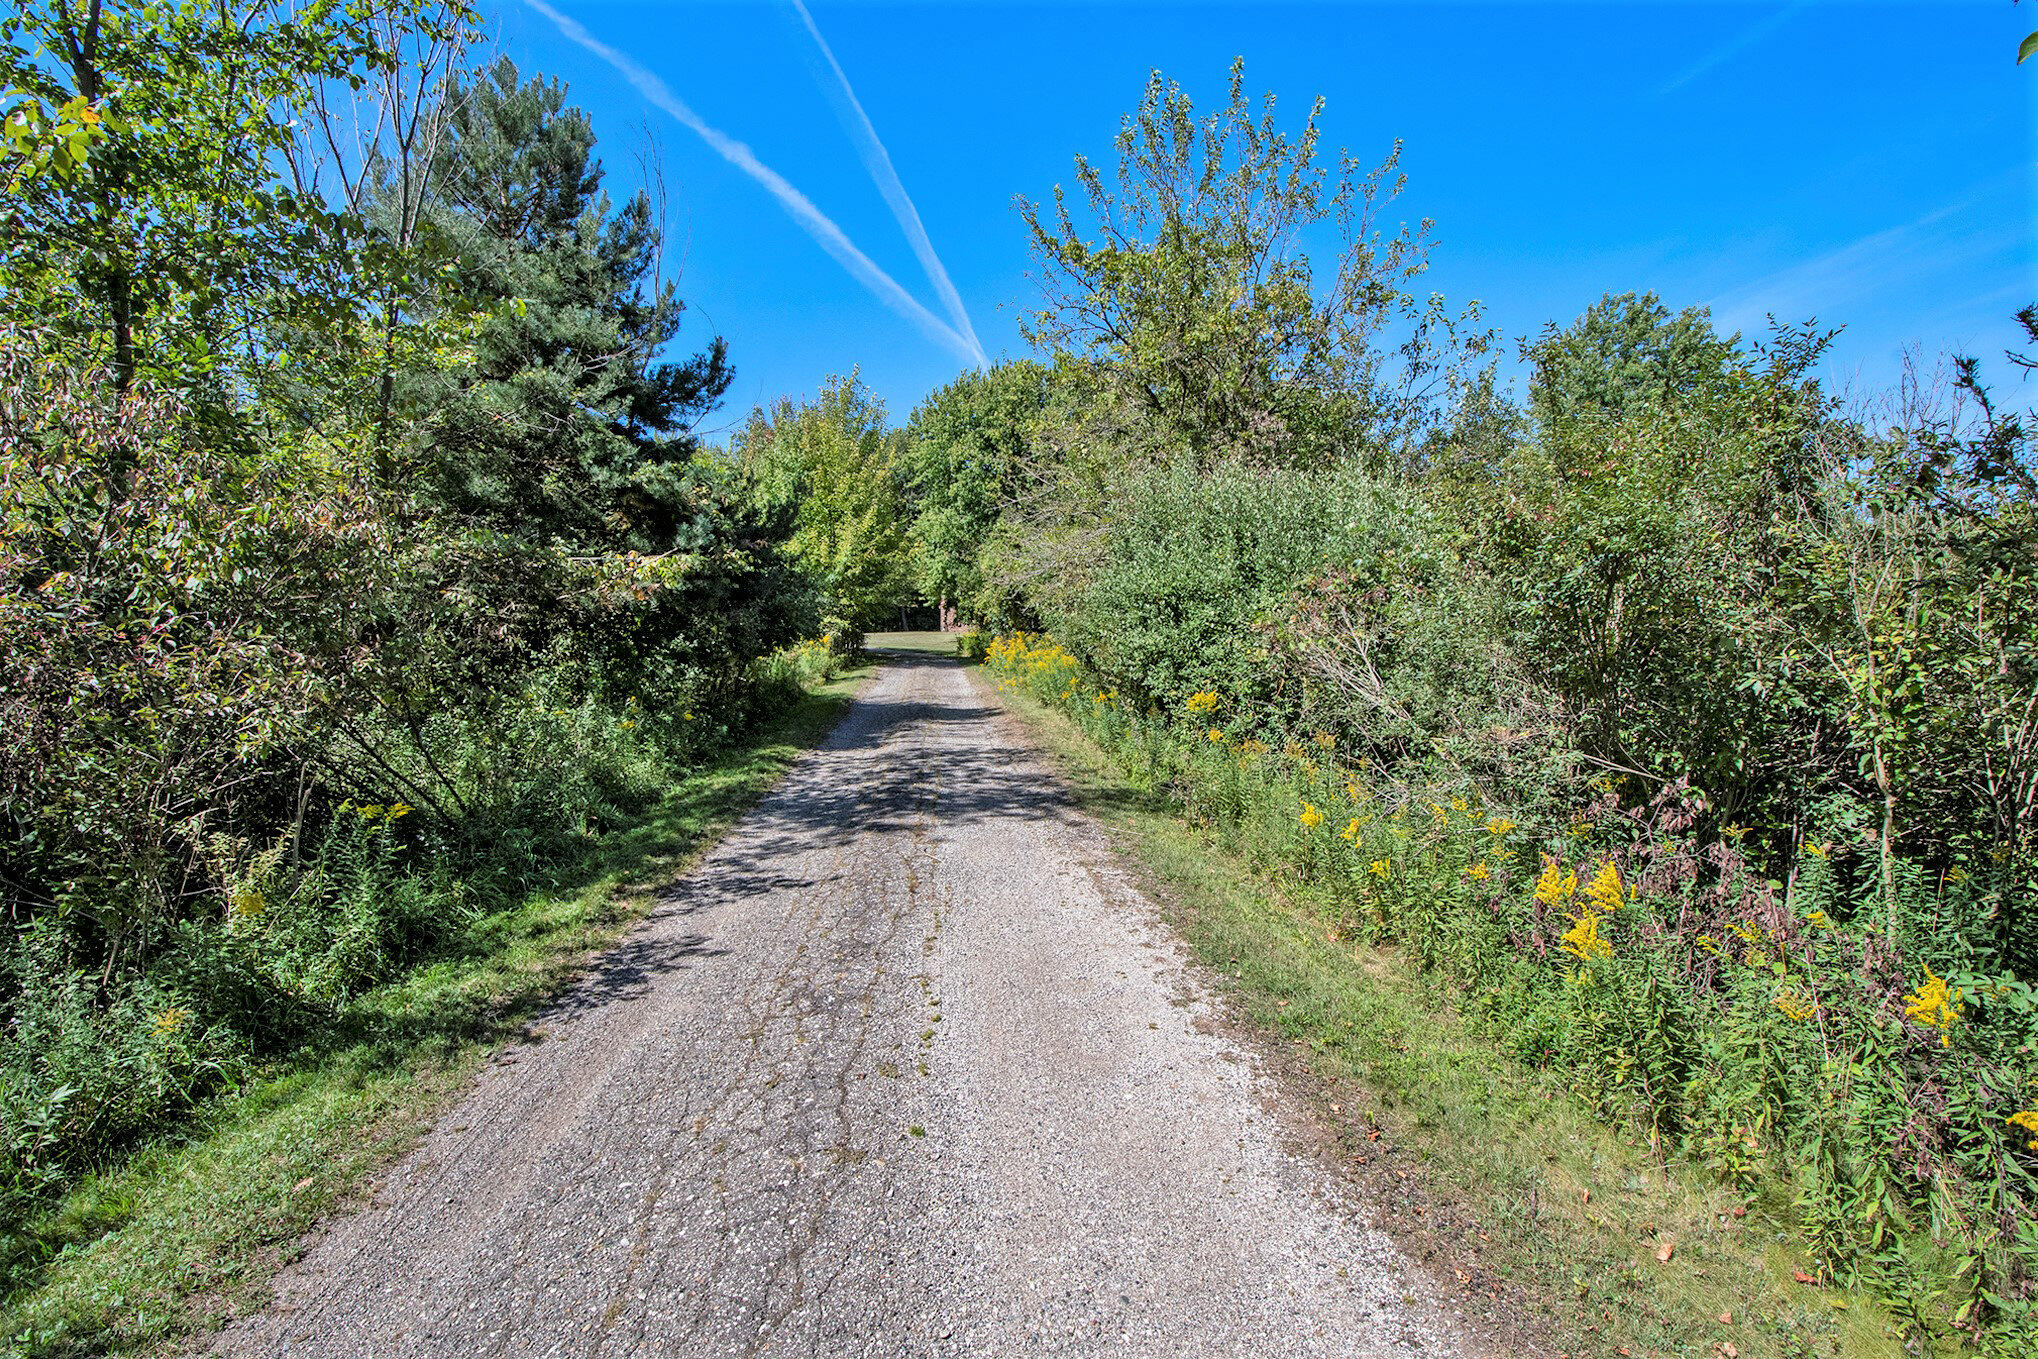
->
left=418, top=56, right=733, bottom=554
left=1017, top=57, right=1477, bottom=471
left=903, top=361, right=1048, bottom=623
left=1522, top=291, right=1738, bottom=442
left=734, top=374, right=912, bottom=634
left=0, top=0, right=458, bottom=397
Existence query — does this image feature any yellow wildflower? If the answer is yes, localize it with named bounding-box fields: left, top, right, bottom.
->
left=357, top=803, right=385, bottom=820
left=1902, top=968, right=1964, bottom=1046
left=1804, top=841, right=1829, bottom=859
left=388, top=802, right=413, bottom=819
left=1300, top=802, right=1326, bottom=830
left=2008, top=1110, right=2038, bottom=1151
left=1486, top=817, right=1515, bottom=836
left=1340, top=818, right=1362, bottom=845
left=229, top=887, right=266, bottom=918
left=1583, top=861, right=1625, bottom=915
left=1468, top=862, right=1491, bottom=881
left=1558, top=910, right=1612, bottom=961
left=1313, top=731, right=1336, bottom=750
left=1533, top=859, right=1577, bottom=908
left=1774, top=990, right=1819, bottom=1022
left=1184, top=691, right=1220, bottom=715
left=1369, top=859, right=1391, bottom=877
left=1449, top=796, right=1469, bottom=813
left=1207, top=728, right=1226, bottom=743
left=151, top=1006, right=190, bottom=1037
left=1346, top=779, right=1362, bottom=802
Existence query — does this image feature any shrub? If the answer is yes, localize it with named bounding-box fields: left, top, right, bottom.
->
left=987, top=633, right=2038, bottom=1348
left=954, top=628, right=990, bottom=663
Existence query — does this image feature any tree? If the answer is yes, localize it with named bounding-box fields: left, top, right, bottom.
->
left=1017, top=58, right=1478, bottom=470
left=0, top=0, right=447, bottom=397
left=734, top=374, right=912, bottom=634
left=903, top=361, right=1049, bottom=622
left=1523, top=291, right=1739, bottom=440
left=417, top=56, right=732, bottom=554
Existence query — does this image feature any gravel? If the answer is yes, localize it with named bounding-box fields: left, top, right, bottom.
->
left=206, top=653, right=1476, bottom=1358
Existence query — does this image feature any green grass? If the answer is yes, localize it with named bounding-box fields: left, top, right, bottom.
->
left=861, top=629, right=961, bottom=655
left=987, top=679, right=1917, bottom=1359
left=0, top=669, right=866, bottom=1359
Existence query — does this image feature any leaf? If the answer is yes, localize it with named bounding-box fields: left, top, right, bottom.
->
left=1654, top=1240, right=1675, bottom=1263
left=2021, top=30, right=2038, bottom=64
left=1792, top=1269, right=1818, bottom=1285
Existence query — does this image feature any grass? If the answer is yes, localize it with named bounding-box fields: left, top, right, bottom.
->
left=861, top=629, right=962, bottom=656
left=0, top=668, right=866, bottom=1359
left=985, top=678, right=1918, bottom=1359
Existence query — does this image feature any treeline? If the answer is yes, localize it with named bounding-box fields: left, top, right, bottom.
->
left=0, top=4, right=831, bottom=1206
left=938, top=66, right=2036, bottom=1348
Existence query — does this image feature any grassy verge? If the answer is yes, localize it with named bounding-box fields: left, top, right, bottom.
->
left=985, top=677, right=1916, bottom=1359
left=0, top=669, right=866, bottom=1359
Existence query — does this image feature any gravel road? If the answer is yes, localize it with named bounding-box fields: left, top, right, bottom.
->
left=209, top=652, right=1476, bottom=1358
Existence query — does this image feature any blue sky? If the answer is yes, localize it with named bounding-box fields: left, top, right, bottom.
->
left=498, top=1, right=2036, bottom=434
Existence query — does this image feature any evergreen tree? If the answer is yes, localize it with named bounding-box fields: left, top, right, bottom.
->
left=421, top=57, right=732, bottom=552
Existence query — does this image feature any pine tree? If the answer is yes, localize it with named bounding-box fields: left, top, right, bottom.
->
left=421, top=57, right=732, bottom=552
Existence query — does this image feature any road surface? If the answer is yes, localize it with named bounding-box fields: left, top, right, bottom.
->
left=210, top=651, right=1475, bottom=1358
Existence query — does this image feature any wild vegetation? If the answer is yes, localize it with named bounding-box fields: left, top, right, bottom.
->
left=950, top=62, right=2037, bottom=1355
left=3, top=3, right=2032, bottom=1355
left=0, top=0, right=840, bottom=1249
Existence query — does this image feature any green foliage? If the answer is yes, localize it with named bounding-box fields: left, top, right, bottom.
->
left=1522, top=290, right=1740, bottom=442
left=733, top=373, right=913, bottom=632
left=0, top=0, right=467, bottom=397
left=901, top=361, right=1048, bottom=621
left=0, top=11, right=813, bottom=1219
left=1017, top=57, right=1476, bottom=470
left=960, top=62, right=2038, bottom=1347
left=417, top=56, right=733, bottom=554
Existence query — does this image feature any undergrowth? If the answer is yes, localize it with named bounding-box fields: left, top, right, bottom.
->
left=0, top=667, right=862, bottom=1359
left=985, top=636, right=2037, bottom=1354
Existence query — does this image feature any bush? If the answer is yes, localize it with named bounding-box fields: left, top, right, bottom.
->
left=986, top=633, right=2038, bottom=1349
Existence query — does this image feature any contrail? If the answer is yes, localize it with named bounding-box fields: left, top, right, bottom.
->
left=522, top=0, right=979, bottom=364
left=789, top=0, right=985, bottom=367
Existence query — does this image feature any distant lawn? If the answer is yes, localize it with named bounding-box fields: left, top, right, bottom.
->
left=0, top=669, right=867, bottom=1359
left=862, top=629, right=961, bottom=655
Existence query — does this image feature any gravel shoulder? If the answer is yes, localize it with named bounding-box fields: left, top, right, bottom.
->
left=206, top=653, right=1479, bottom=1358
